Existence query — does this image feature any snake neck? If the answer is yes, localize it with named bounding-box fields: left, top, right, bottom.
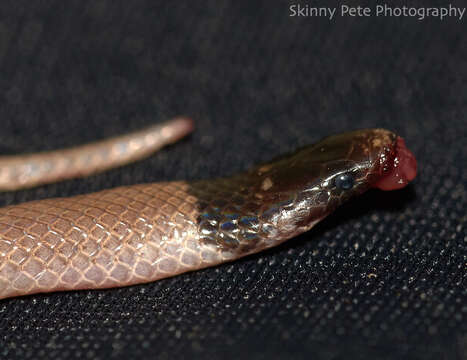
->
left=189, top=177, right=329, bottom=256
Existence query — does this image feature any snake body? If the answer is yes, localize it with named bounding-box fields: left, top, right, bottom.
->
left=0, top=118, right=417, bottom=299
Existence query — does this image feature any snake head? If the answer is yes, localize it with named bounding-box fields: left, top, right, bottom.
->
left=251, top=128, right=417, bottom=230
left=309, top=128, right=417, bottom=195
left=192, top=128, right=417, bottom=251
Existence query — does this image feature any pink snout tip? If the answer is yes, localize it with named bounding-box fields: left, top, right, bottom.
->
left=372, top=136, right=417, bottom=191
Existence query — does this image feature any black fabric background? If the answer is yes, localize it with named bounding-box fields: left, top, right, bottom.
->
left=0, top=1, right=466, bottom=359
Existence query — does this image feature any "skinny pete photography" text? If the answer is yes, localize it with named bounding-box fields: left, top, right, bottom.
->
left=289, top=4, right=466, bottom=21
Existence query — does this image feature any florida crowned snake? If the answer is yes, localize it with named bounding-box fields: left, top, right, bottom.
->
left=0, top=118, right=417, bottom=300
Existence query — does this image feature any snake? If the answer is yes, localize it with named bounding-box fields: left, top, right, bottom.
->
left=0, top=118, right=417, bottom=300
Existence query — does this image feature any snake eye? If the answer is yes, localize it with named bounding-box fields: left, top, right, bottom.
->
left=335, top=173, right=354, bottom=190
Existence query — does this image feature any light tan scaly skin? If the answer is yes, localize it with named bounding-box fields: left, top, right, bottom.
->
left=0, top=117, right=194, bottom=191
left=0, top=123, right=416, bottom=300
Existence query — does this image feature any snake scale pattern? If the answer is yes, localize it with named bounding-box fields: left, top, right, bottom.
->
left=0, top=118, right=417, bottom=299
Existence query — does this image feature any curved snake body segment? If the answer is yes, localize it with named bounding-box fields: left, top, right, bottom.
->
left=0, top=123, right=417, bottom=299
left=0, top=117, right=194, bottom=191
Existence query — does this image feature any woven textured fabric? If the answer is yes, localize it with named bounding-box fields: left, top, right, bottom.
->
left=0, top=1, right=465, bottom=359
